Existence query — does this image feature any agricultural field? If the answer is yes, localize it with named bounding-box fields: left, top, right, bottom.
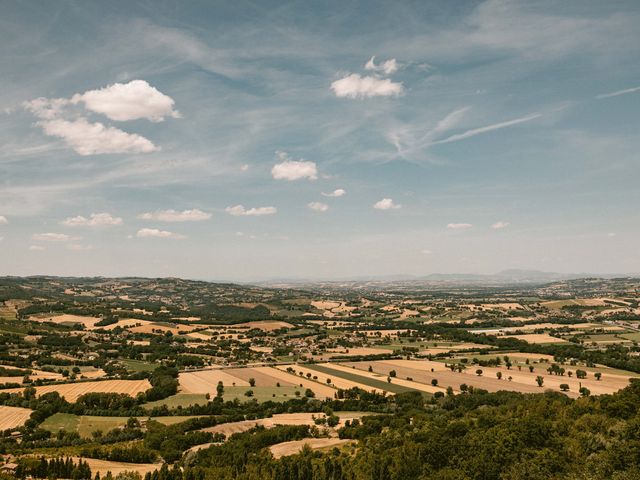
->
left=144, top=393, right=209, bottom=410
left=72, top=457, right=160, bottom=478
left=2, top=379, right=151, bottom=401
left=41, top=413, right=202, bottom=437
left=0, top=405, right=33, bottom=430
left=269, top=438, right=354, bottom=458
left=201, top=412, right=372, bottom=438
left=179, top=369, right=250, bottom=392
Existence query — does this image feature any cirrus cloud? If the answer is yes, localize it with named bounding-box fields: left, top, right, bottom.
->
left=447, top=223, right=473, bottom=229
left=138, top=209, right=211, bottom=222
left=0, top=216, right=7, bottom=225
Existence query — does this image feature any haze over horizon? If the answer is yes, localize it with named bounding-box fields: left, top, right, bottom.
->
left=1, top=1, right=639, bottom=280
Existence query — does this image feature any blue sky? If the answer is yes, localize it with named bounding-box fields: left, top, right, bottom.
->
left=1, top=0, right=639, bottom=280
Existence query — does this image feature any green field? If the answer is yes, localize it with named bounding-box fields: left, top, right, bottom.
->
left=40, top=413, right=80, bottom=434
left=620, top=332, right=640, bottom=342
left=304, top=364, right=416, bottom=394
left=119, top=358, right=157, bottom=372
left=581, top=333, right=632, bottom=344
left=41, top=413, right=203, bottom=437
left=144, top=393, right=209, bottom=410
left=373, top=341, right=466, bottom=351
left=222, top=386, right=304, bottom=402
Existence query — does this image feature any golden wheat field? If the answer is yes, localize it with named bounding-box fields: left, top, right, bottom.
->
left=3, top=379, right=151, bottom=402
left=0, top=405, right=33, bottom=430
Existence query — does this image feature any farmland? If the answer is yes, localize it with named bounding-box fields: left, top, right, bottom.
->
left=2, top=379, right=151, bottom=402
left=0, top=406, right=33, bottom=430
left=1, top=275, right=640, bottom=479
left=269, top=438, right=354, bottom=458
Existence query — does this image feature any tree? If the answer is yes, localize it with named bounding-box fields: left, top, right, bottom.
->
left=446, top=386, right=454, bottom=396
left=536, top=376, right=544, bottom=387
left=560, top=384, right=570, bottom=392
left=216, top=381, right=224, bottom=398
left=368, top=365, right=373, bottom=372
left=304, top=388, right=314, bottom=398
left=580, top=387, right=590, bottom=397
left=595, top=372, right=602, bottom=381
left=576, top=370, right=587, bottom=379
left=389, top=370, right=397, bottom=378
left=431, top=379, right=438, bottom=386
left=496, top=371, right=502, bottom=380
left=460, top=383, right=468, bottom=393
left=327, top=415, right=339, bottom=427
left=244, top=389, right=254, bottom=397
left=248, top=378, right=256, bottom=387
left=326, top=378, right=332, bottom=384
left=476, top=369, right=483, bottom=376
left=529, top=366, right=534, bottom=373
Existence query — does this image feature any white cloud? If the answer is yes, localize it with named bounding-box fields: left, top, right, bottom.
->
left=431, top=114, right=542, bottom=146
left=226, top=205, right=277, bottom=217
left=491, top=221, right=510, bottom=229
left=0, top=215, right=7, bottom=225
left=331, top=74, right=403, bottom=98
left=373, top=198, right=401, bottom=210
left=596, top=86, right=640, bottom=99
left=24, top=80, right=171, bottom=156
left=71, top=80, right=180, bottom=122
left=447, top=223, right=473, bottom=229
left=240, top=164, right=249, bottom=172
left=32, top=232, right=79, bottom=242
left=138, top=209, right=211, bottom=222
left=271, top=152, right=317, bottom=181
left=62, top=212, right=123, bottom=227
left=29, top=245, right=45, bottom=251
left=23, top=97, right=70, bottom=120
left=321, top=188, right=346, bottom=198
left=67, top=244, right=94, bottom=251
left=308, top=202, right=329, bottom=212
left=37, top=118, right=159, bottom=155
left=608, top=232, right=617, bottom=237
left=364, top=56, right=399, bottom=75
left=421, top=249, right=433, bottom=255
left=136, top=228, right=186, bottom=239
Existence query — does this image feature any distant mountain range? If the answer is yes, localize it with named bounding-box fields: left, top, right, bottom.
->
left=254, top=269, right=639, bottom=286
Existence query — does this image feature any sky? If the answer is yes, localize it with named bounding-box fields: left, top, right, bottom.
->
left=1, top=0, right=639, bottom=281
